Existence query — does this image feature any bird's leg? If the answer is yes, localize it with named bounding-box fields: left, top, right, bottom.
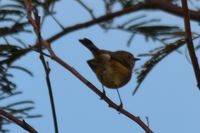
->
left=116, top=89, right=123, bottom=109
left=100, top=84, right=106, bottom=99
left=108, top=77, right=123, bottom=109
left=100, top=68, right=107, bottom=99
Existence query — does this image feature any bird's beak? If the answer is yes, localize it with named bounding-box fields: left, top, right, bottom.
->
left=134, top=57, right=140, bottom=61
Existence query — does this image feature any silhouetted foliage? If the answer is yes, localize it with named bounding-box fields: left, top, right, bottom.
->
left=0, top=0, right=200, bottom=132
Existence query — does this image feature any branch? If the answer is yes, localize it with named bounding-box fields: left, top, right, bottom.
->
left=47, top=2, right=146, bottom=43
left=145, top=0, right=200, bottom=22
left=43, top=42, right=153, bottom=133
left=5, top=0, right=200, bottom=64
left=24, top=1, right=59, bottom=133
left=76, top=0, right=95, bottom=19
left=0, top=108, right=38, bottom=133
left=47, top=0, right=200, bottom=43
left=181, top=0, right=200, bottom=89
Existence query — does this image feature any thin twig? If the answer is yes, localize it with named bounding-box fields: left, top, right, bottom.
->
left=50, top=13, right=65, bottom=30
left=181, top=0, right=200, bottom=89
left=37, top=17, right=59, bottom=133
left=0, top=109, right=38, bottom=133
left=39, top=55, right=59, bottom=133
left=76, top=0, right=95, bottom=19
left=24, top=1, right=59, bottom=133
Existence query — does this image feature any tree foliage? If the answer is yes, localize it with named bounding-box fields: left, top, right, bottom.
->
left=0, top=0, right=200, bottom=132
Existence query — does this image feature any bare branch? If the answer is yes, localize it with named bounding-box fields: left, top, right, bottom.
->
left=145, top=0, right=200, bottom=21
left=23, top=1, right=59, bottom=133
left=0, top=108, right=38, bottom=133
left=181, top=0, right=200, bottom=89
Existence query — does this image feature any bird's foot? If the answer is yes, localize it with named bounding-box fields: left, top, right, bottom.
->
left=117, top=102, right=123, bottom=112
left=100, top=89, right=106, bottom=100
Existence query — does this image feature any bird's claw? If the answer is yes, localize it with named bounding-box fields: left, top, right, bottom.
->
left=100, top=89, right=106, bottom=100
left=117, top=103, right=123, bottom=112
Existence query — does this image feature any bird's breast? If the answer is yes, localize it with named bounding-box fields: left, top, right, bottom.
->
left=89, top=59, right=132, bottom=89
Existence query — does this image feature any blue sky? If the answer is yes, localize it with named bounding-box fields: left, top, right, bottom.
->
left=4, top=0, right=200, bottom=133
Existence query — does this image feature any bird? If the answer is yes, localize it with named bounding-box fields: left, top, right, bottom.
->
left=79, top=38, right=139, bottom=107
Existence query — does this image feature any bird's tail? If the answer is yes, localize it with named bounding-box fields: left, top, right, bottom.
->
left=79, top=38, right=100, bottom=56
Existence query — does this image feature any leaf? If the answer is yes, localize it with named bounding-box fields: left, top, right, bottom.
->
left=131, top=25, right=183, bottom=41
left=114, top=17, right=184, bottom=44
left=26, top=114, right=42, bottom=118
left=0, top=48, right=29, bottom=65
left=0, top=9, right=24, bottom=17
left=0, top=91, right=22, bottom=101
left=132, top=39, right=186, bottom=95
left=0, top=1, right=42, bottom=131
left=6, top=101, right=34, bottom=108
left=10, top=66, right=33, bottom=76
left=0, top=22, right=30, bottom=36
left=0, top=44, right=20, bottom=52
left=132, top=36, right=200, bottom=95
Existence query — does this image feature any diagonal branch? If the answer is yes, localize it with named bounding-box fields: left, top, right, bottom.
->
left=145, top=0, right=200, bottom=22
left=0, top=108, right=38, bottom=133
left=181, top=0, right=200, bottom=89
left=42, top=42, right=153, bottom=133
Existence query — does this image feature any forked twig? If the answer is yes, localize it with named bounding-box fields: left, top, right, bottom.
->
left=24, top=1, right=59, bottom=133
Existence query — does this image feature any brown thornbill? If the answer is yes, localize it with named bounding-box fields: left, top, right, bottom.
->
left=79, top=38, right=139, bottom=107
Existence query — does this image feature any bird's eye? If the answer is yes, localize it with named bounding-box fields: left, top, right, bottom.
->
left=127, top=54, right=132, bottom=59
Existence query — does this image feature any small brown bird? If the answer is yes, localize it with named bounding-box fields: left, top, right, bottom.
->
left=79, top=38, right=139, bottom=107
